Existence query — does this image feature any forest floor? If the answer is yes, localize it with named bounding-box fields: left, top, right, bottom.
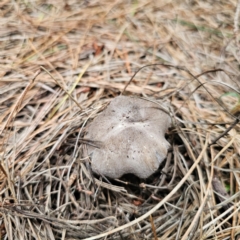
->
left=0, top=0, right=240, bottom=239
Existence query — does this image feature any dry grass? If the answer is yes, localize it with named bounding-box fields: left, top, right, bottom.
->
left=0, top=0, right=240, bottom=239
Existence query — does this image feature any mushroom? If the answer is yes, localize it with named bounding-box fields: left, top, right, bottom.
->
left=85, top=95, right=171, bottom=179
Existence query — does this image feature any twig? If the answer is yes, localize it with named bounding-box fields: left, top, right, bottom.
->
left=234, top=0, right=240, bottom=36
left=40, top=66, right=83, bottom=111
left=209, top=118, right=239, bottom=146
left=149, top=215, right=158, bottom=240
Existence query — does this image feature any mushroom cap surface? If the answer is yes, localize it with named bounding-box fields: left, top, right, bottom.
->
left=85, top=95, right=171, bottom=179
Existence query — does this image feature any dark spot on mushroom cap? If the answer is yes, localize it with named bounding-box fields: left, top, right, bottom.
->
left=85, top=95, right=171, bottom=179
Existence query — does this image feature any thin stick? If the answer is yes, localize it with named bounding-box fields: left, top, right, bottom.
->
left=149, top=215, right=158, bottom=240
left=234, top=0, right=240, bottom=36
left=181, top=145, right=214, bottom=240
left=0, top=70, right=41, bottom=136
left=209, top=118, right=239, bottom=146
left=40, top=66, right=83, bottom=111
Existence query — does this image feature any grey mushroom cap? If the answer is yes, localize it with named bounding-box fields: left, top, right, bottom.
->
left=85, top=95, right=171, bottom=179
